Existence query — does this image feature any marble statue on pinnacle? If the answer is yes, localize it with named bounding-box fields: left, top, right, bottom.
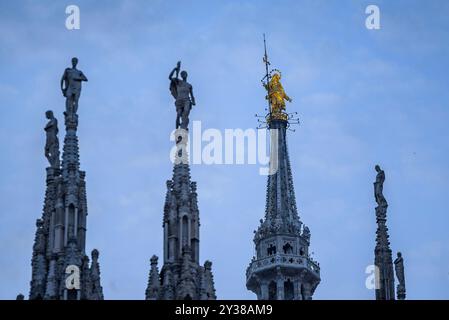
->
left=169, top=61, right=196, bottom=130
left=60, top=57, right=88, bottom=117
left=394, top=252, right=406, bottom=299
left=374, top=164, right=387, bottom=206
left=44, top=110, right=60, bottom=168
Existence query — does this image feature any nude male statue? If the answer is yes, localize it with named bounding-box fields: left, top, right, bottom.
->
left=60, top=57, right=88, bottom=116
left=169, top=61, right=196, bottom=130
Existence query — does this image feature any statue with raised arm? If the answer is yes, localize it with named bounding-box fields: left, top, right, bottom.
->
left=60, top=57, right=88, bottom=117
left=394, top=252, right=406, bottom=299
left=169, top=61, right=196, bottom=130
left=264, top=71, right=292, bottom=115
left=44, top=110, right=60, bottom=168
left=374, top=165, right=387, bottom=206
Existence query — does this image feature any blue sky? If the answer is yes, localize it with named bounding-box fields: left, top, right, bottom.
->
left=1, top=0, right=448, bottom=299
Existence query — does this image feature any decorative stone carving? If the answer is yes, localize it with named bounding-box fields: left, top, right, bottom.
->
left=44, top=110, right=60, bottom=168
left=394, top=252, right=406, bottom=300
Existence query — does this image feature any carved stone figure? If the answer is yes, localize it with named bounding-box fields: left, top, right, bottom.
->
left=302, top=226, right=311, bottom=242
left=394, top=252, right=405, bottom=284
left=374, top=165, right=386, bottom=206
left=394, top=252, right=406, bottom=299
left=169, top=61, right=196, bottom=130
left=44, top=110, right=60, bottom=168
left=60, top=57, right=88, bottom=116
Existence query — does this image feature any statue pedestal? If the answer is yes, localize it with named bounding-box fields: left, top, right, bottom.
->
left=46, top=167, right=61, bottom=178
left=397, top=285, right=406, bottom=300
left=174, top=128, right=189, bottom=165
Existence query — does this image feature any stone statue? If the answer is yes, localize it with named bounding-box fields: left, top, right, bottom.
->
left=44, top=110, right=60, bottom=168
left=394, top=252, right=406, bottom=299
left=374, top=165, right=386, bottom=206
left=60, top=57, right=88, bottom=116
left=169, top=61, right=196, bottom=130
left=264, top=71, right=292, bottom=114
left=302, top=226, right=311, bottom=242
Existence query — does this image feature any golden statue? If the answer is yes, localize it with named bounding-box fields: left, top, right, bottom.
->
left=264, top=71, right=292, bottom=115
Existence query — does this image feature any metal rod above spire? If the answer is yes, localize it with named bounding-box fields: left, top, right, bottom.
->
left=262, top=34, right=272, bottom=116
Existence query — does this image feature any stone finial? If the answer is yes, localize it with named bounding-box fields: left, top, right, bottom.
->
left=91, top=249, right=99, bottom=260
left=302, top=225, right=311, bottom=242
left=150, top=255, right=158, bottom=265
left=145, top=254, right=160, bottom=300
left=166, top=180, right=173, bottom=190
left=204, top=260, right=212, bottom=270
left=36, top=219, right=43, bottom=228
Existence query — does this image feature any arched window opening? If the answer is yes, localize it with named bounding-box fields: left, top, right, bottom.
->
left=267, top=244, right=276, bottom=256
left=283, top=242, right=293, bottom=254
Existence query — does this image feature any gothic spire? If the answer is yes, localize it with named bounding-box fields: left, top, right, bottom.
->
left=145, top=64, right=216, bottom=300
left=61, top=113, right=80, bottom=199
left=29, top=59, right=102, bottom=300
left=246, top=38, right=320, bottom=300
left=260, top=120, right=302, bottom=236
left=373, top=165, right=395, bottom=300
left=145, top=255, right=160, bottom=300
left=88, top=249, right=104, bottom=300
